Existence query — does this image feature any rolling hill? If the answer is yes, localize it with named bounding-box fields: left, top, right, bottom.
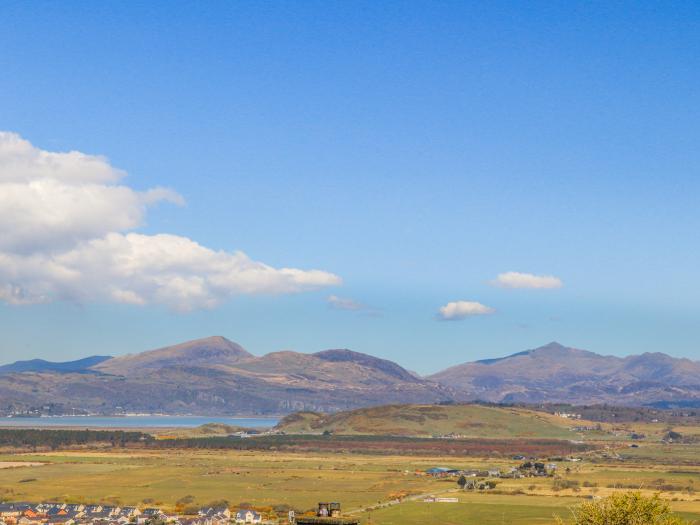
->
left=274, top=403, right=577, bottom=439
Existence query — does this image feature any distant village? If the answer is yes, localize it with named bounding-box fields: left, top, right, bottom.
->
left=422, top=455, right=579, bottom=485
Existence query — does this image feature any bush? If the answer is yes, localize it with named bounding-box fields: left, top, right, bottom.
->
left=205, top=500, right=230, bottom=509
left=176, top=496, right=195, bottom=505
left=556, top=492, right=691, bottom=525
left=552, top=479, right=580, bottom=492
left=181, top=505, right=200, bottom=516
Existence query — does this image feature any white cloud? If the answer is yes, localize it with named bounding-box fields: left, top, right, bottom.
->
left=0, top=132, right=341, bottom=310
left=438, top=300, right=495, bottom=320
left=327, top=295, right=364, bottom=311
left=0, top=131, right=183, bottom=253
left=491, top=271, right=563, bottom=289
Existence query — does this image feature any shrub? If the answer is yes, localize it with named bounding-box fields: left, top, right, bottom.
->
left=181, top=505, right=200, bottom=516
left=552, top=479, right=580, bottom=492
left=556, top=491, right=691, bottom=525
left=205, top=500, right=230, bottom=509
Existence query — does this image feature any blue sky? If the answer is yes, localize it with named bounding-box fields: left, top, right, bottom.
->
left=1, top=1, right=699, bottom=373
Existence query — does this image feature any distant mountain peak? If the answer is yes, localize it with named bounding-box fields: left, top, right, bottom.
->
left=528, top=341, right=581, bottom=354
left=186, top=335, right=239, bottom=347
left=430, top=341, right=700, bottom=407
left=537, top=341, right=568, bottom=350
left=475, top=342, right=573, bottom=366
left=314, top=348, right=420, bottom=382
left=94, top=335, right=252, bottom=375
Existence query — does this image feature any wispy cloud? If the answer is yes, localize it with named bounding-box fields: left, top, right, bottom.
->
left=327, top=295, right=364, bottom=311
left=326, top=295, right=381, bottom=317
left=491, top=271, right=562, bottom=289
left=438, top=300, right=495, bottom=320
left=0, top=132, right=341, bottom=311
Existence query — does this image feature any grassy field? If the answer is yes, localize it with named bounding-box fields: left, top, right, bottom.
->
left=0, top=449, right=443, bottom=511
left=359, top=494, right=700, bottom=525
left=615, top=442, right=700, bottom=465
left=360, top=494, right=582, bottom=525
left=1, top=445, right=699, bottom=523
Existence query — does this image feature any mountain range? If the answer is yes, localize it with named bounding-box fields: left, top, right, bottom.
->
left=0, top=338, right=698, bottom=415
left=0, top=355, right=111, bottom=375
left=429, top=342, right=700, bottom=408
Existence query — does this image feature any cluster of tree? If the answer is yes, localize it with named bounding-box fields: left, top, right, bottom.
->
left=0, top=428, right=153, bottom=449
left=174, top=496, right=231, bottom=516
left=457, top=476, right=497, bottom=490
left=152, top=434, right=590, bottom=458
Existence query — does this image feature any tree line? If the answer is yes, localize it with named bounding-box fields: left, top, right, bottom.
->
left=0, top=428, right=153, bottom=449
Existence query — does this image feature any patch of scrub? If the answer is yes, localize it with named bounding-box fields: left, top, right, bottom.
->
left=0, top=461, right=45, bottom=468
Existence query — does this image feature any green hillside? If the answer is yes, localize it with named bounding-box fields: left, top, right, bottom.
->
left=275, top=403, right=577, bottom=439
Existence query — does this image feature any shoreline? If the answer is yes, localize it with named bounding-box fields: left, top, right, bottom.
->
left=2, top=413, right=284, bottom=418
left=0, top=415, right=280, bottom=430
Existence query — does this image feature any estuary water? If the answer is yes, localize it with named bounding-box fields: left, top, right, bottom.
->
left=0, top=415, right=279, bottom=428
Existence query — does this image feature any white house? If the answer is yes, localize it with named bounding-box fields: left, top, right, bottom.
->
left=234, top=510, right=261, bottom=524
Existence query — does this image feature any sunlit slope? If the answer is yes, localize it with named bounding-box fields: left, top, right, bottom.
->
left=276, top=403, right=578, bottom=439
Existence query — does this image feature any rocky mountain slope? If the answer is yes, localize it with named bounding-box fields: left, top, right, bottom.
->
left=429, top=342, right=700, bottom=406
left=0, top=336, right=454, bottom=415
left=0, top=339, right=698, bottom=415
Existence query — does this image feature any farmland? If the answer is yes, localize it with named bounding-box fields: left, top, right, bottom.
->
left=0, top=440, right=699, bottom=523
left=0, top=449, right=442, bottom=511
left=1, top=403, right=700, bottom=523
